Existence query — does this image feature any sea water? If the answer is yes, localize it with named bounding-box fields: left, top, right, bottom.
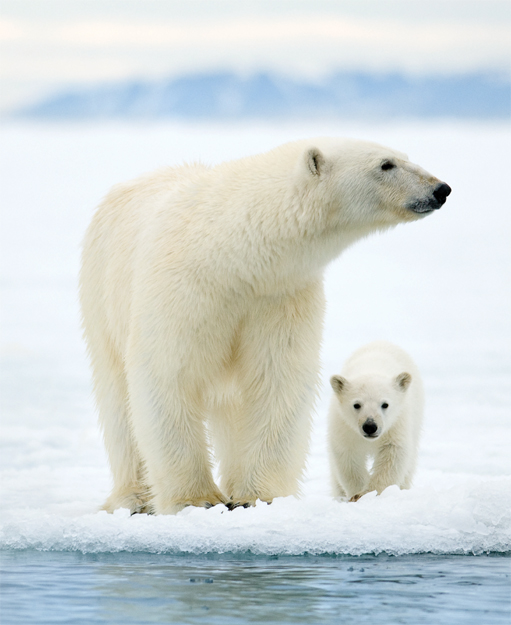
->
left=2, top=551, right=510, bottom=625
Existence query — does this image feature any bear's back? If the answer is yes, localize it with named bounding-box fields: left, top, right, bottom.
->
left=80, top=163, right=209, bottom=354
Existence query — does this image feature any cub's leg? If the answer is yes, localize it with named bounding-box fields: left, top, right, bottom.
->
left=331, top=477, right=347, bottom=500
left=218, top=282, right=324, bottom=507
left=331, top=449, right=370, bottom=501
left=401, top=437, right=419, bottom=489
left=365, top=442, right=409, bottom=495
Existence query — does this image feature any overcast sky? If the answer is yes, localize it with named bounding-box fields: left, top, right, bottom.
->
left=1, top=0, right=510, bottom=112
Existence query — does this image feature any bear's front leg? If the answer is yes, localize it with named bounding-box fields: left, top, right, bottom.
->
left=218, top=283, right=325, bottom=506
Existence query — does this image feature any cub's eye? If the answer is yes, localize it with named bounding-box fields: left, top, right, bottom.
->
left=353, top=403, right=361, bottom=410
left=381, top=161, right=395, bottom=171
left=381, top=403, right=389, bottom=409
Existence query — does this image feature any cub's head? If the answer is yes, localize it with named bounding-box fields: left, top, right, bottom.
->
left=299, top=137, right=451, bottom=229
left=330, top=371, right=412, bottom=439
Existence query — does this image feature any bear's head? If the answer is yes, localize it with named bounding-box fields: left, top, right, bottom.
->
left=298, top=138, right=451, bottom=230
left=330, top=371, right=412, bottom=440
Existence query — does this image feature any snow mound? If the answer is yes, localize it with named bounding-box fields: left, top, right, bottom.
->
left=2, top=477, right=509, bottom=556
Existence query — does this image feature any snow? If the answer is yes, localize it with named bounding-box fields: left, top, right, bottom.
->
left=1, top=119, right=510, bottom=555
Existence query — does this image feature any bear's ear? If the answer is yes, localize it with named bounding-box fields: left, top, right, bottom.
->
left=395, top=372, right=412, bottom=391
left=306, top=147, right=326, bottom=176
left=330, top=375, right=348, bottom=394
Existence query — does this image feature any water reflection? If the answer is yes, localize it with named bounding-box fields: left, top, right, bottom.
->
left=2, top=551, right=510, bottom=624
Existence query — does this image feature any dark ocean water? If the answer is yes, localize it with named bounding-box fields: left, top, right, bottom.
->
left=1, top=551, right=509, bottom=624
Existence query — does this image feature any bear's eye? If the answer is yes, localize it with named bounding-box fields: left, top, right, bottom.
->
left=381, top=403, right=389, bottom=409
left=381, top=161, right=395, bottom=171
left=353, top=403, right=361, bottom=410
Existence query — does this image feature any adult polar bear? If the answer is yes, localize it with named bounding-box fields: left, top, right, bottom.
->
left=80, top=137, right=450, bottom=515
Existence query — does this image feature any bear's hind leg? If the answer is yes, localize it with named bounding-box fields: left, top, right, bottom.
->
left=125, top=362, right=228, bottom=515
left=91, top=345, right=149, bottom=514
left=208, top=391, right=250, bottom=506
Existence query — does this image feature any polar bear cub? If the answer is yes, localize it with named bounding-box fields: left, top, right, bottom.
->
left=328, top=341, right=423, bottom=501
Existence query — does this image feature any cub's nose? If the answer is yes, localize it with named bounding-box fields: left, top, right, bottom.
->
left=433, top=182, right=452, bottom=205
left=362, top=419, right=378, bottom=436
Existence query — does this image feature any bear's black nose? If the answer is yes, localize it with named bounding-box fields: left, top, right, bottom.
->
left=433, top=183, right=452, bottom=205
left=362, top=420, right=378, bottom=436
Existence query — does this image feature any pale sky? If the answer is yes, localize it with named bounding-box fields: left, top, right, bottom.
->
left=1, top=0, right=510, bottom=112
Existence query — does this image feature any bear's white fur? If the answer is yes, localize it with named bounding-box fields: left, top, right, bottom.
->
left=328, top=341, right=424, bottom=501
left=79, top=137, right=446, bottom=515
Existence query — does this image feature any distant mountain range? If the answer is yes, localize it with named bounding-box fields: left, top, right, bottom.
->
left=15, top=71, right=511, bottom=120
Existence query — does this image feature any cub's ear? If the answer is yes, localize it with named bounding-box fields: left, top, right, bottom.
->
left=395, top=372, right=412, bottom=391
left=306, top=147, right=326, bottom=176
left=330, top=375, right=348, bottom=394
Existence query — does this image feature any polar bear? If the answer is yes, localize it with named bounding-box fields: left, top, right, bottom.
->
left=79, top=137, right=449, bottom=515
left=328, top=341, right=424, bottom=501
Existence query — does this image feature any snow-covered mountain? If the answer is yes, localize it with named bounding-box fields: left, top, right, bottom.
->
left=16, top=71, right=510, bottom=120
